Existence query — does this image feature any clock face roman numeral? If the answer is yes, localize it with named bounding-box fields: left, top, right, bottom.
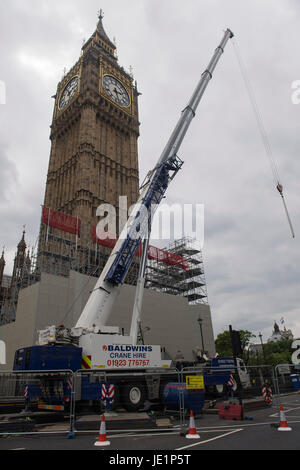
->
left=102, top=75, right=130, bottom=107
left=59, top=76, right=79, bottom=110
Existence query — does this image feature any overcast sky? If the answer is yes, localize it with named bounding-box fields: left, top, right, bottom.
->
left=0, top=0, right=299, bottom=342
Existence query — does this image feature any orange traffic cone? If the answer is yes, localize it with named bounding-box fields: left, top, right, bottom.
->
left=94, top=414, right=111, bottom=446
left=186, top=410, right=200, bottom=439
left=278, top=405, right=292, bottom=432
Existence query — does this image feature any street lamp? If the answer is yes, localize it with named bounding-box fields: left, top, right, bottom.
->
left=197, top=317, right=205, bottom=355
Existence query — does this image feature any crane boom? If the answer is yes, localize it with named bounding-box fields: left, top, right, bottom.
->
left=74, top=28, right=234, bottom=333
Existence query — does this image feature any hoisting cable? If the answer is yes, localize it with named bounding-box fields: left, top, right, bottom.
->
left=231, top=38, right=295, bottom=239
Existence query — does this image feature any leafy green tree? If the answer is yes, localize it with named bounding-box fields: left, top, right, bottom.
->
left=215, top=331, right=232, bottom=357
left=248, top=338, right=294, bottom=367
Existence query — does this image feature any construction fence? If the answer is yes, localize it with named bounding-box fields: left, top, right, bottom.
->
left=0, top=364, right=298, bottom=437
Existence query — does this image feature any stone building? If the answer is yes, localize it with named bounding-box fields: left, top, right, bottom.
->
left=0, top=231, right=32, bottom=325
left=38, top=11, right=140, bottom=276
left=267, top=321, right=293, bottom=343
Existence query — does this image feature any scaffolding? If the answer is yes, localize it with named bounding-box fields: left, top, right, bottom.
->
left=0, top=229, right=140, bottom=326
left=0, top=231, right=208, bottom=327
left=0, top=260, right=33, bottom=326
left=145, top=236, right=208, bottom=305
left=35, top=231, right=140, bottom=285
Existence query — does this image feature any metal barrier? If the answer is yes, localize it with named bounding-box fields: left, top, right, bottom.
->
left=177, top=364, right=278, bottom=434
left=0, top=364, right=297, bottom=438
left=0, top=370, right=74, bottom=436
left=274, top=363, right=299, bottom=401
left=71, top=368, right=182, bottom=435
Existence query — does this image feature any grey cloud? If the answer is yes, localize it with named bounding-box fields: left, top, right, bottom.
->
left=0, top=144, right=19, bottom=202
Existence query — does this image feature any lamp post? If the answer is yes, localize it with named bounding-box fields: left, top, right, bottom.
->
left=197, top=317, right=205, bottom=355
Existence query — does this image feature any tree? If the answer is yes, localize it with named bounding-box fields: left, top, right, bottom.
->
left=248, top=338, right=294, bottom=367
left=215, top=331, right=232, bottom=357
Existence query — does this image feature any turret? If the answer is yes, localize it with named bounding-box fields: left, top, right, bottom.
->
left=11, top=229, right=27, bottom=287
left=25, top=249, right=31, bottom=270
left=0, top=249, right=5, bottom=288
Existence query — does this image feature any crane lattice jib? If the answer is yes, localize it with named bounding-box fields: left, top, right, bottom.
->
left=104, top=155, right=184, bottom=285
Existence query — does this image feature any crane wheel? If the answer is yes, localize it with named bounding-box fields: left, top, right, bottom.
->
left=120, top=382, right=146, bottom=412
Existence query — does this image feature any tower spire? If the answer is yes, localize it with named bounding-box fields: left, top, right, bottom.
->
left=96, top=9, right=116, bottom=50
left=18, top=226, right=26, bottom=251
left=0, top=247, right=5, bottom=287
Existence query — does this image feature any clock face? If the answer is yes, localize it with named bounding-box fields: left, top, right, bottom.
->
left=102, top=75, right=130, bottom=107
left=59, top=76, right=79, bottom=110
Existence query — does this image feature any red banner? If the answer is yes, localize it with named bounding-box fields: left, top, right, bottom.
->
left=42, top=206, right=81, bottom=237
left=91, top=227, right=189, bottom=272
left=91, top=227, right=116, bottom=249
left=144, top=244, right=189, bottom=271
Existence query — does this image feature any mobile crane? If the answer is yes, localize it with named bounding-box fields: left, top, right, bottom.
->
left=14, top=29, right=234, bottom=411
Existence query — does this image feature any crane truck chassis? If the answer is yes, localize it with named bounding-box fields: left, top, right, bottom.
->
left=13, top=28, right=235, bottom=412
left=13, top=345, right=236, bottom=412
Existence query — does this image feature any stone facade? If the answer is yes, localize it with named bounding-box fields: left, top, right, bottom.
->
left=40, top=14, right=140, bottom=254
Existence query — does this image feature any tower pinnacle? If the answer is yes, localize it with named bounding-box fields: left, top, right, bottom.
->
left=17, top=228, right=26, bottom=251
left=0, top=248, right=5, bottom=287
left=96, top=9, right=116, bottom=50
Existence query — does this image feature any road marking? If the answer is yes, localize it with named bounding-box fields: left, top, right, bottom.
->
left=103, top=419, right=300, bottom=438
left=107, top=430, right=234, bottom=439
left=175, top=428, right=243, bottom=451
left=270, top=405, right=300, bottom=417
left=108, top=432, right=178, bottom=439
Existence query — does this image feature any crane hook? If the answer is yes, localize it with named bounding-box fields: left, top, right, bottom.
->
left=276, top=182, right=295, bottom=239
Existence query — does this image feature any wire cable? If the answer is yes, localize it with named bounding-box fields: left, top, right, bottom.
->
left=231, top=38, right=295, bottom=238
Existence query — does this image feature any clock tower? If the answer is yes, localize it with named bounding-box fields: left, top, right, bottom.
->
left=39, top=12, right=140, bottom=275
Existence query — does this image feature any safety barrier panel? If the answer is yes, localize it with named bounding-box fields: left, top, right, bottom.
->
left=0, top=363, right=297, bottom=437
left=177, top=364, right=277, bottom=434
left=70, top=368, right=182, bottom=435
left=0, top=370, right=74, bottom=436
left=274, top=363, right=300, bottom=404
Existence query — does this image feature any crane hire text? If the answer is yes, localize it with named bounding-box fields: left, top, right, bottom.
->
left=106, top=345, right=153, bottom=359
